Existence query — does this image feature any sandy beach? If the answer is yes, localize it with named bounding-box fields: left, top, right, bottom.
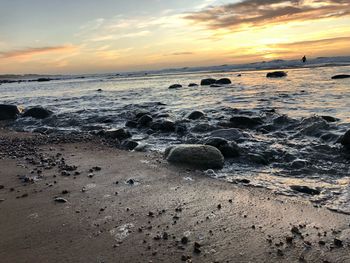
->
left=0, top=126, right=349, bottom=263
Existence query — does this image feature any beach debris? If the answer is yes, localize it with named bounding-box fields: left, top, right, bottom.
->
left=54, top=197, right=68, bottom=203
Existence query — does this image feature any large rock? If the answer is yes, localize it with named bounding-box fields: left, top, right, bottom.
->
left=229, top=116, right=263, bottom=129
left=22, top=107, right=53, bottom=119
left=187, top=111, right=205, bottom=120
left=138, top=114, right=153, bottom=126
left=165, top=144, right=224, bottom=169
left=200, top=78, right=216, bottom=86
left=215, top=78, right=231, bottom=85
left=104, top=128, right=131, bottom=140
left=0, top=104, right=20, bottom=120
left=209, top=128, right=243, bottom=141
left=266, top=71, right=287, bottom=78
left=340, top=130, right=350, bottom=150
left=331, top=74, right=350, bottom=79
left=188, top=83, right=198, bottom=87
left=204, top=137, right=240, bottom=158
left=150, top=119, right=175, bottom=132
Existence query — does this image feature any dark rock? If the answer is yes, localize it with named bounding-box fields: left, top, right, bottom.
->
left=97, top=89, right=103, bottom=92
left=188, top=83, right=198, bottom=87
left=209, top=128, right=244, bottom=141
left=191, top=123, right=216, bottom=133
left=135, top=110, right=150, bottom=119
left=340, top=130, right=350, bottom=150
left=150, top=119, right=175, bottom=132
left=121, top=140, right=139, bottom=150
left=210, top=84, right=221, bottom=87
left=204, top=137, right=240, bottom=158
left=248, top=153, right=268, bottom=165
left=200, top=78, right=216, bottom=86
left=22, top=107, right=53, bottom=119
left=266, top=71, right=287, bottom=78
left=290, top=185, right=320, bottom=195
left=125, top=120, right=138, bottom=128
left=138, top=114, right=153, bottom=126
left=0, top=104, right=21, bottom=120
left=215, top=78, right=231, bottom=85
left=175, top=123, right=187, bottom=135
left=165, top=144, right=224, bottom=169
left=320, top=116, right=339, bottom=122
left=104, top=128, right=131, bottom=140
left=334, top=238, right=343, bottom=247
left=229, top=116, right=263, bottom=129
left=187, top=111, right=205, bottom=120
left=331, top=74, right=350, bottom=79
left=169, top=84, right=182, bottom=89
left=37, top=78, right=51, bottom=82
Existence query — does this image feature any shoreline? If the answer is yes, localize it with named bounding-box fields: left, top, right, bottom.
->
left=1, top=127, right=349, bottom=262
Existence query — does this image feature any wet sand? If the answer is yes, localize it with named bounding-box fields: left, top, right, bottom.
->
left=0, top=128, right=349, bottom=263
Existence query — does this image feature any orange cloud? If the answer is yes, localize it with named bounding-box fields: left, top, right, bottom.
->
left=0, top=45, right=77, bottom=59
left=185, top=0, right=350, bottom=30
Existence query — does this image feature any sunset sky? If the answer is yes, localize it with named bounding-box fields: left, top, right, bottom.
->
left=1, top=0, right=350, bottom=74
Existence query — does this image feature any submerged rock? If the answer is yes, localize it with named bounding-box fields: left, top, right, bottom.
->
left=340, top=130, right=350, bottom=150
left=266, top=71, right=287, bottom=78
left=331, top=74, right=350, bottom=79
left=200, top=78, right=216, bottom=86
left=165, top=144, right=224, bottom=169
left=150, top=119, right=175, bottom=132
left=104, top=128, right=131, bottom=140
left=215, top=78, right=231, bottom=85
left=187, top=111, right=205, bottom=120
left=169, top=84, right=182, bottom=89
left=229, top=116, right=263, bottom=129
left=209, top=128, right=243, bottom=141
left=290, top=185, right=320, bottom=195
left=204, top=137, right=240, bottom=158
left=22, top=107, right=53, bottom=119
left=0, top=104, right=21, bottom=120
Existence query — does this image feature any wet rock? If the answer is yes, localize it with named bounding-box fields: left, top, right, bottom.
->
left=125, top=120, right=138, bottom=128
left=150, top=119, right=175, bottom=132
left=188, top=83, right=198, bottom=87
left=0, top=104, right=21, bottom=120
left=187, top=111, right=205, bottom=120
left=165, top=144, right=224, bottom=169
left=104, top=128, right=131, bottom=140
left=331, top=74, right=350, bottom=79
left=121, top=140, right=139, bottom=150
left=204, top=137, right=240, bottom=158
left=215, top=78, right=231, bottom=85
left=320, top=132, right=339, bottom=142
left=22, top=107, right=53, bottom=119
left=229, top=116, right=263, bottom=129
left=169, top=84, right=182, bottom=89
left=135, top=110, right=150, bottom=119
left=191, top=123, right=216, bottom=133
left=340, top=130, right=350, bottom=150
left=138, top=114, right=153, bottom=126
left=290, top=185, right=320, bottom=195
left=209, top=128, right=244, bottom=141
left=248, top=153, right=268, bottom=165
left=266, top=71, right=287, bottom=78
left=175, top=123, right=187, bottom=135
left=200, top=78, right=216, bottom=86
left=321, top=116, right=339, bottom=122
left=290, top=159, right=308, bottom=169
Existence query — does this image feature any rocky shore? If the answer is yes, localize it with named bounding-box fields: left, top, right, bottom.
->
left=0, top=126, right=350, bottom=262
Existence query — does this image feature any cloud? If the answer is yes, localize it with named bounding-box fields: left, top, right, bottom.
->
left=0, top=45, right=77, bottom=59
left=185, top=0, right=350, bottom=30
left=165, top=51, right=194, bottom=56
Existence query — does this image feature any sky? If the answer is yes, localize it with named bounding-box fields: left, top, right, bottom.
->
left=0, top=0, right=349, bottom=74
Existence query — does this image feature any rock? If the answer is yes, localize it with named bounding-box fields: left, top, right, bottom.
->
left=188, top=83, right=198, bottom=87
left=150, top=119, right=175, bottom=132
left=22, top=107, right=53, bottom=119
left=191, top=123, right=216, bottom=133
left=37, top=78, right=51, bottom=82
left=229, top=116, right=263, bottom=129
left=138, top=114, right=153, bottom=126
left=204, top=137, right=240, bottom=158
left=97, top=89, right=103, bottom=92
left=320, top=116, right=339, bottom=122
left=210, top=84, right=221, bottom=87
left=175, top=123, right=187, bottom=135
left=290, top=185, right=320, bottom=195
left=340, top=130, right=350, bottom=150
left=54, top=197, right=68, bottom=203
left=248, top=153, right=268, bottom=165
left=0, top=104, right=21, bottom=120
left=135, top=110, right=150, bottom=119
left=200, top=78, right=216, bottom=86
left=331, top=74, right=350, bottom=79
left=125, top=120, right=138, bottom=128
left=104, top=128, right=131, bottom=140
left=187, top=111, right=205, bottom=120
left=266, top=71, right=287, bottom=78
left=121, top=140, right=139, bottom=150
left=215, top=78, right=231, bottom=85
left=209, top=128, right=243, bottom=141
left=165, top=144, right=224, bottom=169
left=169, top=84, right=182, bottom=89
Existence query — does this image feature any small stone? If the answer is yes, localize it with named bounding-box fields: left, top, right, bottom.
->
left=54, top=197, right=68, bottom=203
left=181, top=236, right=189, bottom=244
left=334, top=238, right=343, bottom=247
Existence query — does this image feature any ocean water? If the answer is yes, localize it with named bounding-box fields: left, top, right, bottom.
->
left=1, top=65, right=350, bottom=213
